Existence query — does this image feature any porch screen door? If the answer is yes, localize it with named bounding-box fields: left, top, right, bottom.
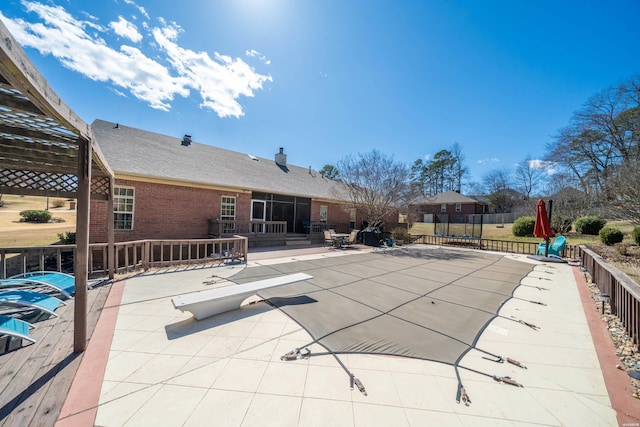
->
left=251, top=200, right=266, bottom=233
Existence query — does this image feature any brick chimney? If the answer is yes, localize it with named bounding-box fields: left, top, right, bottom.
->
left=275, top=147, right=287, bottom=166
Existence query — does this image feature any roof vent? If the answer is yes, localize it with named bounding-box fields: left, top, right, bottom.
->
left=181, top=135, right=192, bottom=147
left=275, top=147, right=287, bottom=166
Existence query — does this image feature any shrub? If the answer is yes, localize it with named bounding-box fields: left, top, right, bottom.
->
left=632, top=226, right=640, bottom=246
left=512, top=216, right=535, bottom=237
left=52, top=198, right=66, bottom=208
left=551, top=215, right=573, bottom=234
left=57, top=231, right=76, bottom=244
left=391, top=226, right=410, bottom=242
left=19, top=209, right=52, bottom=223
left=599, top=226, right=624, bottom=246
left=574, top=215, right=606, bottom=235
left=614, top=242, right=630, bottom=256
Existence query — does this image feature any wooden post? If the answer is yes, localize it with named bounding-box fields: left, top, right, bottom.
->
left=74, top=139, right=91, bottom=353
left=107, top=176, right=115, bottom=279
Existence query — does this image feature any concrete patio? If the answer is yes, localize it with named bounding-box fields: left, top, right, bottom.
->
left=54, top=244, right=634, bottom=426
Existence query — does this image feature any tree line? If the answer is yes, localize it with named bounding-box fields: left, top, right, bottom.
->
left=320, top=74, right=639, bottom=226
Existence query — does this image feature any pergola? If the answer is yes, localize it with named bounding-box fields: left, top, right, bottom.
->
left=0, top=19, right=115, bottom=352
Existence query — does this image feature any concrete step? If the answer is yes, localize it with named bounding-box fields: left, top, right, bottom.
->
left=286, top=237, right=311, bottom=246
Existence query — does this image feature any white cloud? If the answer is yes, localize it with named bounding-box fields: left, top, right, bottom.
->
left=109, top=16, right=142, bottom=43
left=477, top=157, right=499, bottom=164
left=245, top=49, right=271, bottom=65
left=529, top=159, right=557, bottom=175
left=153, top=24, right=272, bottom=117
left=1, top=1, right=272, bottom=117
left=124, top=0, right=150, bottom=20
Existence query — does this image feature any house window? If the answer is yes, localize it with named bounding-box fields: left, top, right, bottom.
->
left=114, top=186, right=134, bottom=230
left=319, top=206, right=328, bottom=223
left=440, top=203, right=447, bottom=212
left=456, top=203, right=462, bottom=212
left=221, top=196, right=236, bottom=219
left=221, top=196, right=236, bottom=232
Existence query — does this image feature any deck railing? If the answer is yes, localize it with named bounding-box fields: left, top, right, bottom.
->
left=208, top=219, right=287, bottom=236
left=3, top=235, right=637, bottom=346
left=0, top=236, right=248, bottom=278
left=580, top=247, right=640, bottom=346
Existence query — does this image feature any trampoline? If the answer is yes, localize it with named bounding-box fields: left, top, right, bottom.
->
left=228, top=246, right=537, bottom=402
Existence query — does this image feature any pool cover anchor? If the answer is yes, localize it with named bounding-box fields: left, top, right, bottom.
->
left=280, top=347, right=311, bottom=361
left=481, top=355, right=527, bottom=369
left=506, top=357, right=527, bottom=369
left=458, top=384, right=471, bottom=406
left=493, top=375, right=523, bottom=387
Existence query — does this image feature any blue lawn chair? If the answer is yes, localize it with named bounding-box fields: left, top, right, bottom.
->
left=0, top=314, right=36, bottom=345
left=2, top=271, right=76, bottom=299
left=536, top=235, right=567, bottom=256
left=0, top=290, right=66, bottom=319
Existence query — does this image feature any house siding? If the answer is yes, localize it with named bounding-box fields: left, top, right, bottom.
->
left=90, top=179, right=355, bottom=243
left=413, top=202, right=484, bottom=223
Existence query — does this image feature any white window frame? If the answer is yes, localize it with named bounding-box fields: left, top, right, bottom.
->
left=456, top=203, right=462, bottom=212
left=114, top=186, right=135, bottom=230
left=221, top=196, right=236, bottom=220
left=221, top=196, right=236, bottom=233
left=440, top=203, right=447, bottom=213
left=319, top=205, right=328, bottom=223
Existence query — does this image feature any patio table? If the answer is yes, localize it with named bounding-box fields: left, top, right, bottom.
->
left=331, top=233, right=350, bottom=248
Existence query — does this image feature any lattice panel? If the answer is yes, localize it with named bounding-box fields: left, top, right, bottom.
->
left=0, top=168, right=78, bottom=193
left=91, top=176, right=111, bottom=198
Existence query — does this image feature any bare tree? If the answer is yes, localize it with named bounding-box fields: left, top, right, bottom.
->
left=546, top=74, right=640, bottom=203
left=450, top=142, right=468, bottom=192
left=335, top=150, right=413, bottom=228
left=482, top=169, right=514, bottom=213
left=514, top=156, right=544, bottom=200
left=606, top=159, right=640, bottom=224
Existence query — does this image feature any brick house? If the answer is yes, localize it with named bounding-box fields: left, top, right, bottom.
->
left=411, top=190, right=487, bottom=223
left=89, top=120, right=355, bottom=245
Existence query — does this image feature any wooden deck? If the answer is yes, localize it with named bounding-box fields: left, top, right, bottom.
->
left=0, top=281, right=111, bottom=427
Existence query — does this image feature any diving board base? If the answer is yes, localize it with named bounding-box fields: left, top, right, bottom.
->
left=172, top=273, right=313, bottom=320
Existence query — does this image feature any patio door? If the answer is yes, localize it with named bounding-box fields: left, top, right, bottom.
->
left=251, top=200, right=266, bottom=233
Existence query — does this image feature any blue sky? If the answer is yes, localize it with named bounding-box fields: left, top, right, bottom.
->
left=1, top=0, right=639, bottom=189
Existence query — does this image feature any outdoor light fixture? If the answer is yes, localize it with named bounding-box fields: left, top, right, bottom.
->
left=596, top=292, right=610, bottom=315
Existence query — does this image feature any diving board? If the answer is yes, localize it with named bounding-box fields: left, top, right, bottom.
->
left=172, top=272, right=313, bottom=320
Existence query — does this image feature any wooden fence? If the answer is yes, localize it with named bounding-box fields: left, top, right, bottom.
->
left=2, top=235, right=637, bottom=346
left=580, top=247, right=640, bottom=346
left=0, top=236, right=248, bottom=278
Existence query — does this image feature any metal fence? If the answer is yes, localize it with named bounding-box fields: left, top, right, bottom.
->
left=410, top=234, right=581, bottom=259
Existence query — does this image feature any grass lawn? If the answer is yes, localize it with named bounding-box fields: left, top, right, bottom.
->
left=410, top=220, right=640, bottom=283
left=410, top=221, right=638, bottom=246
left=0, top=195, right=76, bottom=247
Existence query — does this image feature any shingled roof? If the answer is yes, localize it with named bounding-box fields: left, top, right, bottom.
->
left=413, top=190, right=482, bottom=205
left=91, top=119, right=344, bottom=200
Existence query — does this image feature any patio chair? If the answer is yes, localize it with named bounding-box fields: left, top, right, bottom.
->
left=2, top=271, right=76, bottom=299
left=536, top=235, right=566, bottom=256
left=0, top=290, right=66, bottom=320
left=0, top=314, right=36, bottom=347
left=323, top=230, right=335, bottom=247
left=342, top=230, right=359, bottom=247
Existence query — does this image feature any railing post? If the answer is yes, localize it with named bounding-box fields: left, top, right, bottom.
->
left=143, top=240, right=150, bottom=271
